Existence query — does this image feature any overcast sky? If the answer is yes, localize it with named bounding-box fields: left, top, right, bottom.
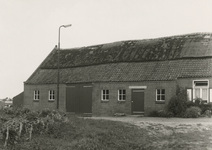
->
left=1, top=0, right=212, bottom=99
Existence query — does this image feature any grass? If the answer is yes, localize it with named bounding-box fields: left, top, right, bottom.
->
left=1, top=116, right=212, bottom=150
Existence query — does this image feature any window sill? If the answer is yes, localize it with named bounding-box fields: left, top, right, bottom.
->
left=48, top=100, right=55, bottom=102
left=33, top=100, right=39, bottom=102
left=155, top=101, right=165, bottom=104
left=101, top=100, right=109, bottom=103
left=117, top=100, right=126, bottom=104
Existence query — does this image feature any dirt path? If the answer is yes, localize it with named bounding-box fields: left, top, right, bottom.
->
left=91, top=116, right=212, bottom=135
left=90, top=116, right=212, bottom=149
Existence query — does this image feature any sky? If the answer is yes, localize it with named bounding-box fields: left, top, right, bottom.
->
left=1, top=0, right=212, bottom=99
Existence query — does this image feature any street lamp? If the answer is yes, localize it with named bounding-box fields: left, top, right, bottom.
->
left=57, top=24, right=72, bottom=109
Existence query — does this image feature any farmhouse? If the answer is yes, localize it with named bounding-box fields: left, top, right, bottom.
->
left=24, top=33, right=212, bottom=116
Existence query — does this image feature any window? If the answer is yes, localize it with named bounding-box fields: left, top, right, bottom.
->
left=193, top=80, right=209, bottom=102
left=118, top=89, right=126, bottom=101
left=34, top=90, right=39, bottom=100
left=102, top=89, right=109, bottom=101
left=49, top=90, right=55, bottom=101
left=156, top=89, right=165, bottom=101
left=187, top=89, right=192, bottom=101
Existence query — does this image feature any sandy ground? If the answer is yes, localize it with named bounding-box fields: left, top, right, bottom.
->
left=88, top=116, right=212, bottom=149
left=90, top=116, right=212, bottom=135
left=91, top=116, right=212, bottom=125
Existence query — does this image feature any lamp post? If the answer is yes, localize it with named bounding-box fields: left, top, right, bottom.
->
left=57, top=24, right=72, bottom=109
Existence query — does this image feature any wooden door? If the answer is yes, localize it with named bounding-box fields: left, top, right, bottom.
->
left=66, top=84, right=92, bottom=114
left=66, top=86, right=79, bottom=112
left=80, top=85, right=92, bottom=113
left=131, top=89, right=144, bottom=114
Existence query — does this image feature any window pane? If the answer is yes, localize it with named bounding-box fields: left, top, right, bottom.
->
left=157, top=89, right=160, bottom=94
left=202, top=89, right=207, bottom=100
left=119, top=95, right=122, bottom=100
left=106, top=90, right=109, bottom=94
left=157, top=95, right=160, bottom=100
left=123, top=95, right=126, bottom=100
left=162, top=89, right=165, bottom=94
left=123, top=90, right=126, bottom=94
left=119, top=90, right=122, bottom=94
left=103, top=95, right=105, bottom=100
left=103, top=90, right=105, bottom=94
left=106, top=95, right=109, bottom=100
left=161, top=95, right=165, bottom=100
left=195, top=89, right=200, bottom=98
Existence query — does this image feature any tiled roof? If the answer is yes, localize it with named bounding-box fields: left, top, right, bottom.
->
left=40, top=33, right=212, bottom=69
left=26, top=33, right=212, bottom=84
left=26, top=58, right=212, bottom=84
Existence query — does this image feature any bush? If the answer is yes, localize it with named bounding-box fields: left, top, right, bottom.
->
left=168, top=96, right=187, bottom=117
left=0, top=108, right=69, bottom=147
left=184, top=106, right=201, bottom=118
left=148, top=110, right=159, bottom=117
left=167, top=87, right=188, bottom=117
left=148, top=110, right=174, bottom=118
left=186, top=98, right=212, bottom=115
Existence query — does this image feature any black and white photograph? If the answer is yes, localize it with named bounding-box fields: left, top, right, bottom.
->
left=0, top=0, right=212, bottom=149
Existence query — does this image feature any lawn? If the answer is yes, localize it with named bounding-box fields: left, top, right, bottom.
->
left=2, top=116, right=212, bottom=150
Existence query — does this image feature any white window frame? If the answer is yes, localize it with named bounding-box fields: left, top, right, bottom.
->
left=193, top=80, right=209, bottom=102
left=156, top=89, right=165, bottom=101
left=101, top=89, right=109, bottom=101
left=34, top=90, right=39, bottom=100
left=118, top=89, right=126, bottom=101
left=49, top=90, right=55, bottom=101
left=210, top=89, right=212, bottom=103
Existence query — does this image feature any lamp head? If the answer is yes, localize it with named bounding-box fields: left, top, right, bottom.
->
left=63, top=24, right=72, bottom=28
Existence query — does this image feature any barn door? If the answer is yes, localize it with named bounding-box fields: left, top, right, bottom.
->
left=66, top=86, right=79, bottom=113
left=131, top=89, right=144, bottom=114
left=66, top=84, right=92, bottom=114
left=80, top=85, right=92, bottom=113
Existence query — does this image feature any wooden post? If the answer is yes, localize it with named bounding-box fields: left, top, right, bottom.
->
left=4, top=127, right=9, bottom=147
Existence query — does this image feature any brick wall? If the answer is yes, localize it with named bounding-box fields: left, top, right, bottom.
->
left=13, top=92, right=24, bottom=109
left=92, top=81, right=176, bottom=116
left=24, top=78, right=212, bottom=116
left=23, top=84, right=66, bottom=111
left=177, top=77, right=212, bottom=102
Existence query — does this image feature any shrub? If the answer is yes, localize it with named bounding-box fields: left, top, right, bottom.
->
left=39, top=109, right=52, bottom=118
left=186, top=98, right=212, bottom=115
left=184, top=106, right=201, bottom=118
left=168, top=96, right=187, bottom=117
left=199, top=103, right=212, bottom=114
left=148, top=110, right=174, bottom=118
left=167, top=87, right=188, bottom=117
left=0, top=108, right=69, bottom=147
left=203, top=110, right=211, bottom=118
left=148, top=110, right=159, bottom=117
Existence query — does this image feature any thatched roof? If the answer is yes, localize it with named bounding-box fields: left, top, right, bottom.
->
left=26, top=33, right=212, bottom=84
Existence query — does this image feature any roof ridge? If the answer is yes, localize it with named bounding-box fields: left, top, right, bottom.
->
left=61, top=32, right=212, bottom=50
